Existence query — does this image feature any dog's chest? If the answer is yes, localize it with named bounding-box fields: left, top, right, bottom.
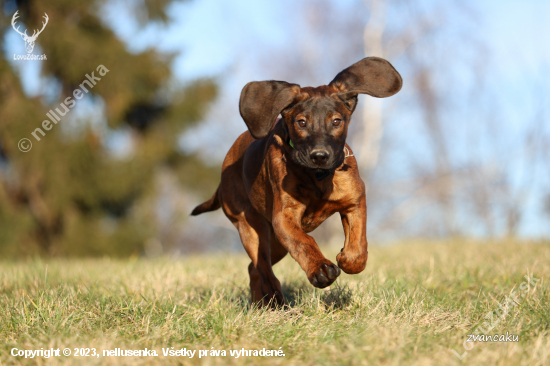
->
left=300, top=201, right=338, bottom=233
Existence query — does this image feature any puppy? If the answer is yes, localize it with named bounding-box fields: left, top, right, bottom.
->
left=192, top=57, right=402, bottom=307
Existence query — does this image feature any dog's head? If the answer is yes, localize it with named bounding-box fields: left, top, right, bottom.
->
left=239, top=57, right=402, bottom=171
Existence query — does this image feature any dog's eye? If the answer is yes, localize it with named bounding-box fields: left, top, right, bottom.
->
left=297, top=119, right=307, bottom=127
left=332, top=119, right=342, bottom=127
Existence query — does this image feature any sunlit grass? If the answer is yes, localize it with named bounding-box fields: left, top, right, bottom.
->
left=0, top=239, right=548, bottom=365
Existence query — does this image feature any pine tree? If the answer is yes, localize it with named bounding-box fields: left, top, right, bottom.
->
left=0, top=0, right=218, bottom=256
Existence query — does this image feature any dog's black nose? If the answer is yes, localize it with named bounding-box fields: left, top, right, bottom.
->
left=310, top=150, right=330, bottom=165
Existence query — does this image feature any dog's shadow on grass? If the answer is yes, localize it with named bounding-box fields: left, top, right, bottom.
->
left=215, top=281, right=354, bottom=311
left=281, top=281, right=312, bottom=307
left=282, top=281, right=354, bottom=310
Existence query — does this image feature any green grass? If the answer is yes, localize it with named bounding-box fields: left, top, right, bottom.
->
left=0, top=240, right=549, bottom=365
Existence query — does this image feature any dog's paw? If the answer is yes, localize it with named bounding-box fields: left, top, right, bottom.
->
left=336, top=249, right=367, bottom=274
left=308, top=262, right=341, bottom=288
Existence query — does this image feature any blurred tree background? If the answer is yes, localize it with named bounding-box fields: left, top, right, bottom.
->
left=0, top=0, right=548, bottom=258
left=0, top=0, right=219, bottom=257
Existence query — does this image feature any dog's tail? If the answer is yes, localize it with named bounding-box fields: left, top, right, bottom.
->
left=191, top=185, right=221, bottom=216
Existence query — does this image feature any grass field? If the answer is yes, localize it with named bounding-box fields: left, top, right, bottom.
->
left=1, top=240, right=549, bottom=365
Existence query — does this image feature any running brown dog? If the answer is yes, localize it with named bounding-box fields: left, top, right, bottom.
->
left=192, top=57, right=402, bottom=307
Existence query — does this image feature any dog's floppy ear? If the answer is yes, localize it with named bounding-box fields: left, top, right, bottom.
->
left=329, top=57, right=402, bottom=111
left=239, top=80, right=301, bottom=139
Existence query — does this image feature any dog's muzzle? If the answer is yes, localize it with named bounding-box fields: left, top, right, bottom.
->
left=309, top=150, right=330, bottom=166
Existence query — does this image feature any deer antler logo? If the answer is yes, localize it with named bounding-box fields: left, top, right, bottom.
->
left=11, top=11, right=49, bottom=54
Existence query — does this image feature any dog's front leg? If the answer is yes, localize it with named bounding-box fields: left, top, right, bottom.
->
left=272, top=205, right=341, bottom=288
left=336, top=198, right=368, bottom=274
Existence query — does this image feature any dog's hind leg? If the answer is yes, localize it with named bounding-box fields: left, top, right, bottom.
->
left=230, top=208, right=286, bottom=308
left=269, top=231, right=288, bottom=266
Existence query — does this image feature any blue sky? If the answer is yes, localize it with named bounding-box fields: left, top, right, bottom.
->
left=5, top=0, right=549, bottom=101
left=4, top=0, right=549, bottom=96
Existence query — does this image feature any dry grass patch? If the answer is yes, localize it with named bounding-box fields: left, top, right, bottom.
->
left=0, top=239, right=548, bottom=365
